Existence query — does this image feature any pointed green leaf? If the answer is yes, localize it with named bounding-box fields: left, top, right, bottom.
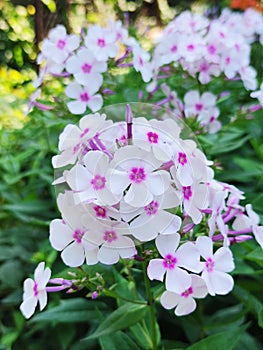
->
left=99, top=331, right=140, bottom=350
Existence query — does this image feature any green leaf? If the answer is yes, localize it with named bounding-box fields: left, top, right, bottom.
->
left=130, top=323, right=153, bottom=349
left=82, top=303, right=147, bottom=340
left=32, top=298, right=108, bottom=323
left=245, top=247, right=263, bottom=263
left=186, top=325, right=247, bottom=350
left=99, top=331, right=140, bottom=350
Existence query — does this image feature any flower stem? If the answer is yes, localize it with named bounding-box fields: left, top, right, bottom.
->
left=143, top=258, right=157, bottom=350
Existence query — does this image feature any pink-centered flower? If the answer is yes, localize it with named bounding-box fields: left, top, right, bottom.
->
left=66, top=48, right=107, bottom=86
left=196, top=236, right=235, bottom=296
left=160, top=274, right=207, bottom=316
left=147, top=233, right=202, bottom=294
left=108, top=145, right=171, bottom=207
left=49, top=192, right=99, bottom=267
left=65, top=82, right=103, bottom=114
left=20, top=262, right=51, bottom=319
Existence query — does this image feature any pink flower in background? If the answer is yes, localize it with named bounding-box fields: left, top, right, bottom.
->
left=196, top=236, right=234, bottom=296
left=85, top=25, right=118, bottom=61
left=41, top=25, right=80, bottom=64
left=160, top=274, right=207, bottom=316
left=20, top=262, right=51, bottom=319
left=66, top=48, right=107, bottom=86
left=133, top=47, right=153, bottom=83
left=184, top=90, right=217, bottom=118
left=65, top=82, right=103, bottom=114
left=251, top=82, right=263, bottom=106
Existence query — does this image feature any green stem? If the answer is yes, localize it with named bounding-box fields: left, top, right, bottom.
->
left=143, top=258, right=157, bottom=350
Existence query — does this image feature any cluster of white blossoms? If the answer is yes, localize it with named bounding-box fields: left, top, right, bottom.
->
left=20, top=105, right=263, bottom=318
left=29, top=8, right=263, bottom=133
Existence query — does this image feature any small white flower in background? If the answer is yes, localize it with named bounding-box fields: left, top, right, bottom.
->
left=20, top=262, right=51, bottom=319
left=196, top=236, right=235, bottom=296
left=84, top=25, right=118, bottom=61
left=133, top=47, right=153, bottom=83
left=41, top=25, right=80, bottom=64
left=251, top=82, right=263, bottom=106
left=66, top=48, right=107, bottom=86
left=184, top=90, right=217, bottom=118
left=65, top=82, right=103, bottom=114
left=160, top=274, right=208, bottom=316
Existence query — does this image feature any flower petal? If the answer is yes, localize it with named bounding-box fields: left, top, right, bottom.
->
left=155, top=233, right=180, bottom=257
left=61, top=242, right=85, bottom=267
left=147, top=259, right=166, bottom=281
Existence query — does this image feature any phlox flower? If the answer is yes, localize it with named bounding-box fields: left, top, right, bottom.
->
left=147, top=233, right=202, bottom=294
left=41, top=25, right=80, bottom=64
left=52, top=112, right=108, bottom=168
left=133, top=47, right=153, bottom=83
left=66, top=150, right=120, bottom=206
left=232, top=204, right=263, bottom=249
left=196, top=236, right=235, bottom=296
left=81, top=219, right=136, bottom=265
left=49, top=192, right=99, bottom=267
left=20, top=262, right=51, bottom=319
left=198, top=107, right=222, bottom=134
left=66, top=48, right=107, bottom=86
left=84, top=25, right=118, bottom=61
left=154, top=34, right=181, bottom=66
left=250, top=82, right=263, bottom=106
left=120, top=189, right=181, bottom=242
left=108, top=145, right=171, bottom=207
left=179, top=34, right=204, bottom=63
left=184, top=90, right=217, bottom=118
left=160, top=274, right=207, bottom=316
left=65, top=82, right=103, bottom=114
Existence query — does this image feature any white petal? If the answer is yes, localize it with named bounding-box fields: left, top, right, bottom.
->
left=196, top=236, right=213, bottom=260
left=176, top=242, right=202, bottom=273
left=108, top=169, right=130, bottom=194
left=38, top=290, right=48, bottom=311
left=147, top=259, right=166, bottom=281
left=20, top=295, right=37, bottom=319
left=65, top=83, right=83, bottom=99
left=175, top=297, right=196, bottom=316
left=166, top=268, right=191, bottom=294
left=147, top=171, right=170, bottom=196
left=61, top=242, right=85, bottom=267
left=85, top=247, right=99, bottom=265
left=87, top=95, right=103, bottom=112
left=67, top=101, right=86, bottom=115
left=98, top=245, right=119, bottom=265
left=49, top=219, right=74, bottom=251
left=155, top=233, right=180, bottom=257
left=202, top=270, right=234, bottom=296
left=160, top=290, right=180, bottom=309
left=191, top=275, right=208, bottom=298
left=213, top=247, right=234, bottom=272
left=125, top=183, right=153, bottom=207
left=159, top=212, right=182, bottom=235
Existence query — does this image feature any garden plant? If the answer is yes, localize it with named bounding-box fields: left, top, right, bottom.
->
left=1, top=3, right=263, bottom=350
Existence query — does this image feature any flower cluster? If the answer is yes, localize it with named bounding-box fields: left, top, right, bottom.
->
left=30, top=8, right=262, bottom=135
left=20, top=104, right=263, bottom=318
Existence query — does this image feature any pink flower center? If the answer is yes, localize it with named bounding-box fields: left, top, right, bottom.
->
left=200, top=61, right=209, bottom=72
left=103, top=230, right=117, bottom=243
left=80, top=92, right=90, bottom=102
left=139, top=57, right=144, bottom=66
left=33, top=282, right=39, bottom=297
left=80, top=128, right=89, bottom=138
left=187, top=44, right=195, bottom=52
left=129, top=167, right=146, bottom=184
left=208, top=44, right=216, bottom=55
left=81, top=63, right=92, bottom=74
left=91, top=175, right=106, bottom=190
left=163, top=254, right=177, bottom=269
left=181, top=286, right=193, bottom=298
left=183, top=186, right=192, bottom=200
left=97, top=38, right=106, bottom=48
left=195, top=103, right=203, bottom=112
left=144, top=200, right=159, bottom=216
left=225, top=57, right=231, bottom=65
left=57, top=39, right=66, bottom=50
left=73, top=229, right=84, bottom=244
left=178, top=152, right=187, bottom=166
left=170, top=45, right=177, bottom=53
left=210, top=116, right=215, bottom=123
left=93, top=205, right=107, bottom=218
left=205, top=257, right=215, bottom=272
left=147, top=131, right=158, bottom=144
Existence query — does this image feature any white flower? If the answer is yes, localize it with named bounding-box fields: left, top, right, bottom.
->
left=160, top=274, right=207, bottom=316
left=196, top=236, right=235, bottom=296
left=147, top=234, right=202, bottom=294
left=65, top=82, right=103, bottom=114
left=108, top=145, right=171, bottom=207
left=20, top=262, right=51, bottom=319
